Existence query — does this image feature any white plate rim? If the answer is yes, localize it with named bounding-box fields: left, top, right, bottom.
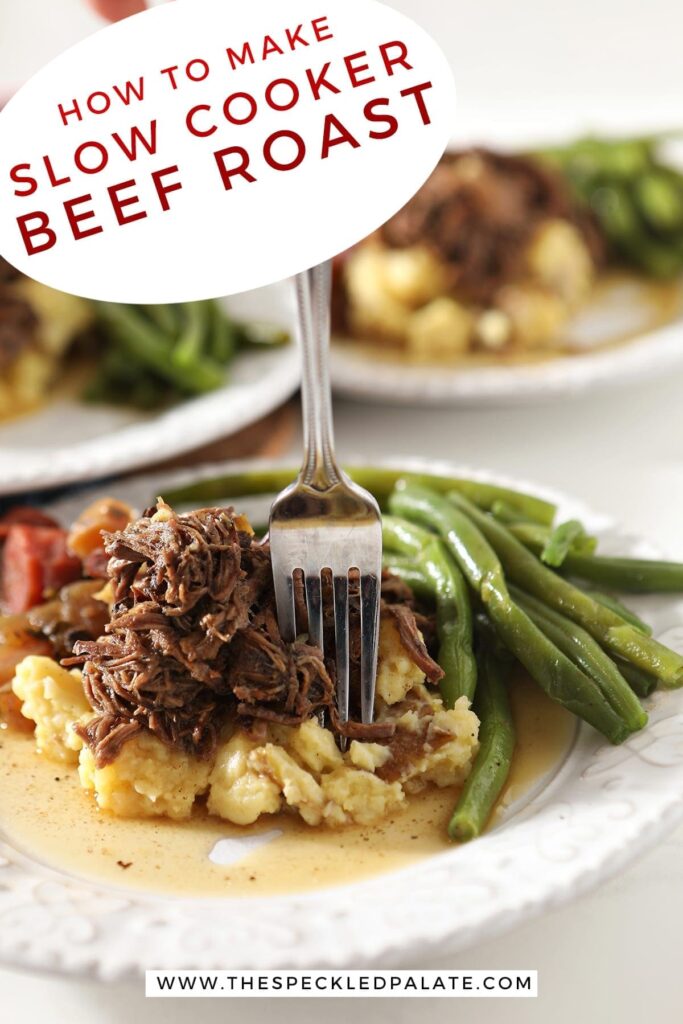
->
left=1, top=456, right=682, bottom=979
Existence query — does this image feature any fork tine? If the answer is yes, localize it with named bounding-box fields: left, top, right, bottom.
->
left=304, top=572, right=326, bottom=728
left=360, top=572, right=381, bottom=723
left=333, top=574, right=350, bottom=733
left=304, top=572, right=323, bottom=650
left=273, top=570, right=297, bottom=644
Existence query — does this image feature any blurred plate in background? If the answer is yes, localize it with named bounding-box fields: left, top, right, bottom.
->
left=331, top=271, right=683, bottom=406
left=0, top=283, right=300, bottom=496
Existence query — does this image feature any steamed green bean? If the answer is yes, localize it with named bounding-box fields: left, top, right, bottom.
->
left=447, top=491, right=683, bottom=688
left=164, top=467, right=557, bottom=524
left=389, top=483, right=633, bottom=743
left=511, top=587, right=647, bottom=731
left=586, top=591, right=652, bottom=635
left=448, top=647, right=515, bottom=842
left=509, top=522, right=597, bottom=559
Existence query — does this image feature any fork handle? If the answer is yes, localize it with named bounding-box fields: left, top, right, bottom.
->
left=296, top=262, right=342, bottom=490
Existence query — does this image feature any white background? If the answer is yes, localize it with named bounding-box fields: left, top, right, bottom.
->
left=2, top=0, right=683, bottom=1020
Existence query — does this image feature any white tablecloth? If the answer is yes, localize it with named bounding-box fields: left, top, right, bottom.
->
left=2, top=0, right=683, bottom=1018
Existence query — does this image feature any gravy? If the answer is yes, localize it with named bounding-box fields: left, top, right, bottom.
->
left=0, top=674, right=575, bottom=898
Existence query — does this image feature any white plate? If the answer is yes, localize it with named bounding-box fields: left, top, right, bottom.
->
left=0, top=284, right=300, bottom=496
left=331, top=276, right=683, bottom=406
left=1, top=457, right=682, bottom=980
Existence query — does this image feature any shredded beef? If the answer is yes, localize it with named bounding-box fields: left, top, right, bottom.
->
left=0, top=258, right=21, bottom=285
left=69, top=502, right=252, bottom=764
left=228, top=606, right=333, bottom=722
left=82, top=547, right=110, bottom=580
left=76, top=714, right=143, bottom=764
left=107, top=503, right=244, bottom=618
left=385, top=604, right=444, bottom=683
left=379, top=569, right=417, bottom=608
left=68, top=501, right=437, bottom=765
left=329, top=706, right=395, bottom=741
left=379, top=148, right=604, bottom=304
left=0, top=262, right=38, bottom=372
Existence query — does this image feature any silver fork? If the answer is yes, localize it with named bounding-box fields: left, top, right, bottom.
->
left=269, top=262, right=382, bottom=731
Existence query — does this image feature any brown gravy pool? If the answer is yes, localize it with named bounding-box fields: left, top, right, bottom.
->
left=0, top=675, right=574, bottom=898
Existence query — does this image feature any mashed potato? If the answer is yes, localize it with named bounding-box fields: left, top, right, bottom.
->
left=207, top=732, right=283, bottom=825
left=12, top=618, right=480, bottom=828
left=405, top=297, right=474, bottom=361
left=206, top=684, right=478, bottom=827
left=79, top=732, right=212, bottom=820
left=12, top=655, right=91, bottom=763
left=340, top=214, right=595, bottom=358
left=375, top=616, right=425, bottom=705
left=526, top=219, right=594, bottom=307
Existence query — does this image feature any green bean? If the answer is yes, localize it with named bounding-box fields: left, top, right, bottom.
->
left=172, top=300, right=214, bottom=368
left=557, top=551, right=683, bottom=593
left=207, top=300, right=237, bottom=364
left=381, top=516, right=476, bottom=705
left=389, top=487, right=498, bottom=590
left=585, top=591, right=652, bottom=635
left=448, top=647, right=515, bottom=841
left=534, top=132, right=683, bottom=278
left=509, top=524, right=683, bottom=590
left=82, top=349, right=167, bottom=409
left=599, top=139, right=653, bottom=179
left=484, top=579, right=631, bottom=740
left=382, top=515, right=433, bottom=556
left=592, top=183, right=683, bottom=278
left=389, top=484, right=632, bottom=743
left=491, top=501, right=526, bottom=525
left=612, top=658, right=658, bottom=698
left=634, top=170, right=683, bottom=233
left=383, top=549, right=477, bottom=705
left=141, top=302, right=180, bottom=335
left=509, top=522, right=597, bottom=558
left=584, top=139, right=651, bottom=179
left=163, top=467, right=558, bottom=523
left=163, top=466, right=293, bottom=505
left=446, top=491, right=683, bottom=687
left=540, top=520, right=591, bottom=567
left=536, top=138, right=648, bottom=179
left=591, top=181, right=641, bottom=241
left=95, top=301, right=224, bottom=393
left=391, top=474, right=556, bottom=524
left=491, top=499, right=547, bottom=527
left=381, top=556, right=435, bottom=604
left=422, top=539, right=477, bottom=705
left=511, top=587, right=647, bottom=730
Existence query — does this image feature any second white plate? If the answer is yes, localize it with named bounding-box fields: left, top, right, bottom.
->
left=0, top=283, right=300, bottom=496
